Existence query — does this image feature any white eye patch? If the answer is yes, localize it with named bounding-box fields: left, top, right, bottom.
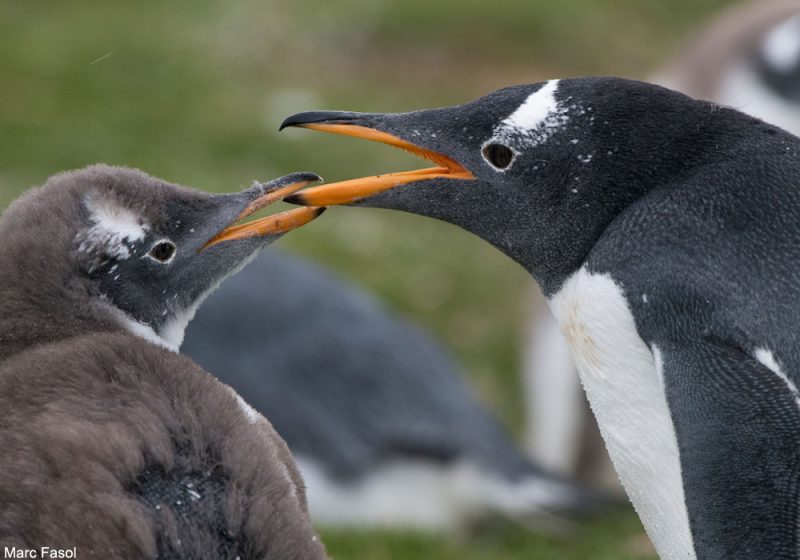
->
left=76, top=195, right=149, bottom=268
left=488, top=79, right=571, bottom=151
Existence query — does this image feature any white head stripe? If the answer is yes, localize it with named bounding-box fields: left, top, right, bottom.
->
left=76, top=196, right=149, bottom=267
left=489, top=80, right=570, bottom=150
left=85, top=196, right=148, bottom=242
left=503, top=79, right=561, bottom=131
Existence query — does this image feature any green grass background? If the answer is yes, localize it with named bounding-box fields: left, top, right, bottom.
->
left=0, top=1, right=739, bottom=558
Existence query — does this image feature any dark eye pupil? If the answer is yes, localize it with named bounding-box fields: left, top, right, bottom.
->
left=150, top=242, right=175, bottom=262
left=483, top=143, right=514, bottom=169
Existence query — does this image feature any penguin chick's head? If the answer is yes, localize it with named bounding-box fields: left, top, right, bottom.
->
left=0, top=165, right=323, bottom=351
left=282, top=77, right=757, bottom=294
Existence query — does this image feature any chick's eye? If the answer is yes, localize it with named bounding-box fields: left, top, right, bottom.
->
left=483, top=143, right=515, bottom=169
left=148, top=240, right=176, bottom=263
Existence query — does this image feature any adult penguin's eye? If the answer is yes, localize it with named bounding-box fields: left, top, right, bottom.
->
left=147, top=240, right=177, bottom=263
left=482, top=143, right=515, bottom=170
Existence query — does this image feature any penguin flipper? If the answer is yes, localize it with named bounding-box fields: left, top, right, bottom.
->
left=661, top=340, right=800, bottom=559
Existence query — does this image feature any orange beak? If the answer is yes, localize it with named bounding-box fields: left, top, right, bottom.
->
left=282, top=124, right=474, bottom=206
left=203, top=179, right=325, bottom=249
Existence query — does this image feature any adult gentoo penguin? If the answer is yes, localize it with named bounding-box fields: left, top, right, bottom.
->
left=184, top=250, right=600, bottom=530
left=528, top=0, right=800, bottom=496
left=0, top=165, right=327, bottom=559
left=281, top=78, right=800, bottom=559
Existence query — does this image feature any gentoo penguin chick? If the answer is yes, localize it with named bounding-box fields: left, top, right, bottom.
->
left=0, top=165, right=327, bottom=559
left=283, top=79, right=800, bottom=559
left=184, top=250, right=602, bottom=531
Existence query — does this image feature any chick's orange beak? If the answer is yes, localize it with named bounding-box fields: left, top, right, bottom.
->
left=203, top=179, right=325, bottom=249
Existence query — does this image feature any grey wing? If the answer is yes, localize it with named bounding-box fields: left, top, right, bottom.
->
left=660, top=338, right=800, bottom=560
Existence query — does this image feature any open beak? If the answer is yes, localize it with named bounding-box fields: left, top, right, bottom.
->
left=203, top=173, right=325, bottom=249
left=279, top=112, right=474, bottom=206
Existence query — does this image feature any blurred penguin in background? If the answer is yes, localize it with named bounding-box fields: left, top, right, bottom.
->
left=184, top=250, right=601, bottom=532
left=524, top=0, right=800, bottom=493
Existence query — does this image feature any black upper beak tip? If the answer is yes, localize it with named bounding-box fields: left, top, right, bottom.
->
left=278, top=114, right=306, bottom=131
left=281, top=171, right=322, bottom=184
left=260, top=171, right=322, bottom=190
left=279, top=111, right=362, bottom=131
left=297, top=171, right=324, bottom=184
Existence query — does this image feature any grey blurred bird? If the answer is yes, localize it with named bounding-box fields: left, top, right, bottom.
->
left=0, top=165, right=327, bottom=559
left=184, top=249, right=600, bottom=531
left=657, top=0, right=800, bottom=132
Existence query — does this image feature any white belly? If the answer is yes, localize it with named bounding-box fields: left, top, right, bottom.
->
left=548, top=268, right=696, bottom=560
